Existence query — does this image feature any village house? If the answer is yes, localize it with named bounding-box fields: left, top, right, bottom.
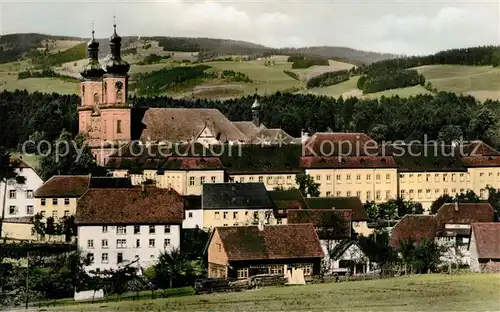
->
left=75, top=185, right=184, bottom=272
left=469, top=223, right=500, bottom=273
left=34, top=175, right=91, bottom=220
left=390, top=202, right=496, bottom=267
left=0, top=158, right=43, bottom=241
left=206, top=223, right=324, bottom=279
left=201, top=183, right=275, bottom=230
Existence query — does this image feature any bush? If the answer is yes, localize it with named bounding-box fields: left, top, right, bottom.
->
left=219, top=70, right=252, bottom=82
left=283, top=70, right=299, bottom=81
left=138, top=54, right=171, bottom=65
left=288, top=54, right=329, bottom=69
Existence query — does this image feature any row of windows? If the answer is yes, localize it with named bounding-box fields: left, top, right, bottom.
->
left=8, top=189, right=34, bottom=199
left=316, top=174, right=392, bottom=183
left=110, top=225, right=171, bottom=235
left=40, top=198, right=70, bottom=206
left=214, top=211, right=252, bottom=220
left=87, top=252, right=155, bottom=265
left=39, top=210, right=70, bottom=218
left=401, top=188, right=489, bottom=199
left=325, top=190, right=391, bottom=201
left=188, top=176, right=218, bottom=186
left=8, top=205, right=34, bottom=215
left=88, top=238, right=171, bottom=249
left=401, top=173, right=467, bottom=183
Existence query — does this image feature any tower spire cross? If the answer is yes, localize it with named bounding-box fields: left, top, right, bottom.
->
left=91, top=20, right=95, bottom=39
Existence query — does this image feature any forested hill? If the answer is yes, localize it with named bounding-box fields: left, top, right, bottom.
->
left=2, top=90, right=500, bottom=152
left=0, top=33, right=396, bottom=65
left=364, top=46, right=500, bottom=72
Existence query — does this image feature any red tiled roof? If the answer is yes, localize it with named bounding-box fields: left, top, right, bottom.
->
left=303, top=132, right=377, bottom=157
left=436, top=203, right=495, bottom=232
left=76, top=186, right=184, bottom=225
left=460, top=141, right=500, bottom=157
left=305, top=197, right=368, bottom=221
left=390, top=215, right=438, bottom=249
left=300, top=156, right=397, bottom=169
left=460, top=156, right=500, bottom=167
left=160, top=157, right=224, bottom=170
left=471, top=223, right=500, bottom=259
left=287, top=209, right=352, bottom=239
left=216, top=224, right=324, bottom=261
left=35, top=175, right=90, bottom=198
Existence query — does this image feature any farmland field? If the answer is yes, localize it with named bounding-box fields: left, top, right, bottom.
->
left=36, top=274, right=500, bottom=312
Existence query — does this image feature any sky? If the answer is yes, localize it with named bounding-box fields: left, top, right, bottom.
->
left=1, top=0, right=499, bottom=55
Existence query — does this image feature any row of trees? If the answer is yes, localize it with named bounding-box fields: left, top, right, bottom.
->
left=364, top=199, right=424, bottom=221
left=357, top=69, right=426, bottom=94
left=306, top=70, right=350, bottom=89
left=430, top=187, right=500, bottom=215
left=2, top=90, right=500, bottom=152
left=288, top=54, right=329, bottom=69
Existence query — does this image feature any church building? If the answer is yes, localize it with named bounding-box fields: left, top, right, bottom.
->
left=78, top=24, right=296, bottom=166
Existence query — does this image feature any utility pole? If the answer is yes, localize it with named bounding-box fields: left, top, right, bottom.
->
left=25, top=250, right=29, bottom=309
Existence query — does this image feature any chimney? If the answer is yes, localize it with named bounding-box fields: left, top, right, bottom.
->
left=454, top=201, right=459, bottom=212
left=258, top=219, right=265, bottom=231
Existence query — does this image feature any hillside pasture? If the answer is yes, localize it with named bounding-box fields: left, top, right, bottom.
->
left=362, top=85, right=432, bottom=99
left=300, top=76, right=361, bottom=98
left=292, top=59, right=356, bottom=81
left=42, top=39, right=83, bottom=54
left=39, top=274, right=500, bottom=312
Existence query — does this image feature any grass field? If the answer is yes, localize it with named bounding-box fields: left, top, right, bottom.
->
left=362, top=85, right=432, bottom=99
left=35, top=274, right=500, bottom=312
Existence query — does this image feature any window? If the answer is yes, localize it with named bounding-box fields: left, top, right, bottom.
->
left=409, top=174, right=414, bottom=182
left=52, top=210, right=58, bottom=218
left=386, top=174, right=391, bottom=181
left=200, top=176, right=205, bottom=184
left=346, top=191, right=352, bottom=197
left=267, top=176, right=273, bottom=185
left=326, top=191, right=332, bottom=197
left=336, top=174, right=341, bottom=183
left=443, top=188, right=448, bottom=195
left=367, top=174, right=372, bottom=182
left=64, top=198, right=70, bottom=205
left=315, top=175, right=321, bottom=181
left=117, top=226, right=126, bottom=235
left=164, top=238, right=171, bottom=247
left=270, top=265, right=283, bottom=274
left=216, top=243, right=222, bottom=252
left=149, top=225, right=155, bottom=234
left=326, top=175, right=332, bottom=184
left=435, top=189, right=440, bottom=195
left=239, top=177, right=244, bottom=183
left=460, top=173, right=465, bottom=182
left=136, top=239, right=140, bottom=248
left=25, top=190, right=33, bottom=199
left=258, top=176, right=263, bottom=183
left=346, top=174, right=351, bottom=183
left=165, top=225, right=171, bottom=234
left=64, top=210, right=70, bottom=216
left=237, top=268, right=249, bottom=279
left=249, top=176, right=254, bottom=182
left=223, top=212, right=228, bottom=219
left=117, top=120, right=122, bottom=134
left=132, top=225, right=140, bottom=234
left=117, top=253, right=123, bottom=264
left=52, top=198, right=58, bottom=205
left=356, top=191, right=362, bottom=198
left=26, top=205, right=33, bottom=214
left=189, top=177, right=195, bottom=186
left=409, top=189, right=414, bottom=199
left=426, top=189, right=431, bottom=198
left=385, top=190, right=390, bottom=199
left=479, top=173, right=484, bottom=181
left=336, top=191, right=341, bottom=197
left=87, top=253, right=94, bottom=264
left=287, top=176, right=292, bottom=184
left=102, top=239, right=108, bottom=248
left=426, top=174, right=430, bottom=182
left=233, top=212, right=238, bottom=219
left=376, top=190, right=381, bottom=200
left=223, top=224, right=228, bottom=226
left=215, top=212, right=220, bottom=219
left=41, top=199, right=46, bottom=206
left=101, top=253, right=108, bottom=264
left=434, top=174, right=439, bottom=182
left=8, top=190, right=16, bottom=199
left=149, top=239, right=155, bottom=248
left=188, top=212, right=193, bottom=218
left=443, top=174, right=448, bottom=182
left=88, top=240, right=94, bottom=248
left=400, top=190, right=405, bottom=198
left=460, top=188, right=465, bottom=194
left=8, top=206, right=16, bottom=215
left=211, top=176, right=216, bottom=183
left=417, top=174, right=422, bottom=182
left=418, top=189, right=423, bottom=199
left=452, top=174, right=456, bottom=182
left=366, top=191, right=371, bottom=201
left=356, top=174, right=361, bottom=183
left=117, top=239, right=127, bottom=248
left=102, top=226, right=108, bottom=233
left=452, top=188, right=456, bottom=195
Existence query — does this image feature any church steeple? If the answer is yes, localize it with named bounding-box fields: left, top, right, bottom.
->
left=105, top=17, right=130, bottom=76
left=251, top=88, right=261, bottom=127
left=80, top=24, right=105, bottom=80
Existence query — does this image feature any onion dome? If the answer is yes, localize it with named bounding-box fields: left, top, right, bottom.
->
left=80, top=30, right=105, bottom=80
left=105, top=23, right=130, bottom=76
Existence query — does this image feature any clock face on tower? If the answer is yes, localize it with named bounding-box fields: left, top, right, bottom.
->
left=115, top=81, right=123, bottom=91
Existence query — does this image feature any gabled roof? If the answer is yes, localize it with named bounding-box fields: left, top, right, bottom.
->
left=287, top=209, right=352, bottom=239
left=471, top=223, right=500, bottom=259
left=202, top=183, right=273, bottom=210
left=303, top=132, right=376, bottom=156
left=10, top=157, right=31, bottom=169
left=140, top=108, right=248, bottom=142
left=390, top=215, right=438, bottom=249
left=305, top=197, right=368, bottom=221
left=460, top=141, right=500, bottom=157
left=215, top=224, right=324, bottom=261
left=232, top=121, right=265, bottom=139
left=385, top=144, right=467, bottom=172
left=35, top=175, right=90, bottom=198
left=330, top=240, right=365, bottom=260
left=268, top=189, right=307, bottom=210
left=436, top=202, right=495, bottom=232
left=76, top=186, right=184, bottom=225
left=460, top=156, right=500, bottom=167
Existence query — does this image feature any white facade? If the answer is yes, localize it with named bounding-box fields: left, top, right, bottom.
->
left=78, top=224, right=181, bottom=272
left=0, top=167, right=43, bottom=219
left=321, top=240, right=370, bottom=275
left=182, top=209, right=203, bottom=229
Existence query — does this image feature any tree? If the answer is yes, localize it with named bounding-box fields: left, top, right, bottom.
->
left=357, top=229, right=397, bottom=269
left=399, top=239, right=416, bottom=274
left=438, top=125, right=463, bottom=144
left=295, top=173, right=320, bottom=197
left=491, top=49, right=500, bottom=67
left=369, top=124, right=389, bottom=142
left=154, top=248, right=203, bottom=289
left=378, top=200, right=397, bottom=220
left=364, top=201, right=379, bottom=221
left=455, top=190, right=480, bottom=203
left=0, top=147, right=26, bottom=239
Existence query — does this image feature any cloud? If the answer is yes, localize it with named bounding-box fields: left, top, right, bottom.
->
left=1, top=0, right=498, bottom=54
